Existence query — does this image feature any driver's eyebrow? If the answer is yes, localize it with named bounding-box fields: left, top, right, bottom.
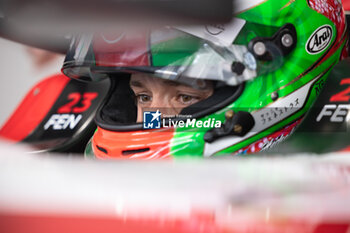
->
left=162, top=80, right=181, bottom=87
left=131, top=79, right=182, bottom=88
left=130, top=80, right=144, bottom=88
left=163, top=79, right=212, bottom=90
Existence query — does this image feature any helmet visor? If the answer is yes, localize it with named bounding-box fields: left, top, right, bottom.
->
left=62, top=27, right=282, bottom=87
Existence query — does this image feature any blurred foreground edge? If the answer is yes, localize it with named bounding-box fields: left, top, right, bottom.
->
left=0, top=0, right=233, bottom=53
left=0, top=141, right=350, bottom=233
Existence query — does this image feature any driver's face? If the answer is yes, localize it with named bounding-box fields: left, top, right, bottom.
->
left=130, top=73, right=214, bottom=122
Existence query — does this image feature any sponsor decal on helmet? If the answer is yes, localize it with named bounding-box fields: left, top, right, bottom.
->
left=237, top=119, right=301, bottom=154
left=176, top=18, right=246, bottom=46
left=101, top=33, right=125, bottom=44
left=205, top=24, right=225, bottom=35
left=306, top=25, right=333, bottom=54
left=203, top=75, right=322, bottom=156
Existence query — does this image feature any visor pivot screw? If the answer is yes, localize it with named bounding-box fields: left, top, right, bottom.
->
left=231, top=62, right=245, bottom=75
left=233, top=124, right=243, bottom=134
left=281, top=34, right=293, bottom=48
left=225, top=110, right=235, bottom=119
left=271, top=91, right=279, bottom=101
left=253, top=42, right=266, bottom=56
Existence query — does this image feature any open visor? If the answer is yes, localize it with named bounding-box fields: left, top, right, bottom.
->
left=62, top=26, right=287, bottom=87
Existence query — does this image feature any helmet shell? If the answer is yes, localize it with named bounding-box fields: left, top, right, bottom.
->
left=83, top=0, right=348, bottom=159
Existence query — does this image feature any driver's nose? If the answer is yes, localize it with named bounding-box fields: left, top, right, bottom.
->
left=150, top=96, right=179, bottom=116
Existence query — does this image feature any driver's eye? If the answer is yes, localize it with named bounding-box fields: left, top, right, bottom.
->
left=180, top=95, right=193, bottom=103
left=137, top=94, right=152, bottom=103
left=178, top=94, right=199, bottom=105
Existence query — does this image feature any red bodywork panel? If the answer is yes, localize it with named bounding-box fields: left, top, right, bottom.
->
left=344, top=0, right=350, bottom=12
left=0, top=74, right=70, bottom=142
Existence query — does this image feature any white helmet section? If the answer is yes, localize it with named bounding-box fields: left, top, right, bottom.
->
left=234, top=0, right=268, bottom=13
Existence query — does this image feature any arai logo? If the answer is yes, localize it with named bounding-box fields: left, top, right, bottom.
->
left=306, top=25, right=333, bottom=54
left=205, top=24, right=225, bottom=35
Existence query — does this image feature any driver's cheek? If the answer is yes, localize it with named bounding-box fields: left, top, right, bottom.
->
left=136, top=105, right=144, bottom=123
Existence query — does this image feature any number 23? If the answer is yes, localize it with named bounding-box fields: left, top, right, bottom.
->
left=58, top=92, right=98, bottom=113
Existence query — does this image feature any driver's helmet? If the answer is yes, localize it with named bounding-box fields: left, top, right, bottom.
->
left=62, top=0, right=348, bottom=159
